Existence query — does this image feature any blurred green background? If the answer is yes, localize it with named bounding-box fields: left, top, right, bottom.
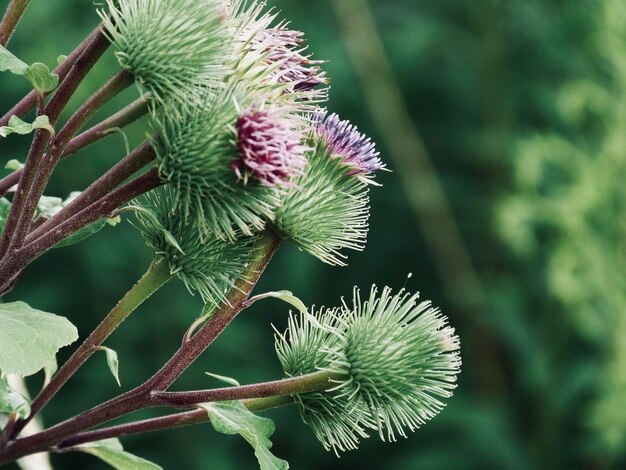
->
left=2, top=0, right=626, bottom=468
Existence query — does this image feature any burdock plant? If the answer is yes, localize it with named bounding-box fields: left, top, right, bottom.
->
left=0, top=0, right=461, bottom=468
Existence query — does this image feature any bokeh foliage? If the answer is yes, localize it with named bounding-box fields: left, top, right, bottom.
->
left=1, top=0, right=625, bottom=468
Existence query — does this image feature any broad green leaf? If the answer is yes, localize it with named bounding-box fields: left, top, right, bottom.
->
left=0, top=115, right=54, bottom=138
left=4, top=159, right=24, bottom=171
left=0, top=375, right=30, bottom=419
left=0, top=45, right=58, bottom=94
left=76, top=438, right=162, bottom=470
left=0, top=302, right=78, bottom=376
left=99, top=347, right=121, bottom=386
left=249, top=291, right=309, bottom=316
left=201, top=401, right=289, bottom=470
left=205, top=372, right=240, bottom=387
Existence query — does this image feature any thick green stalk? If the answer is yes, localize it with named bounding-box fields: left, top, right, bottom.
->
left=5, top=258, right=173, bottom=439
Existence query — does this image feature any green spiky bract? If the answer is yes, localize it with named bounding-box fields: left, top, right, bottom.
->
left=150, top=88, right=282, bottom=241
left=275, top=286, right=461, bottom=454
left=100, top=0, right=230, bottom=105
left=133, top=186, right=256, bottom=307
left=274, top=142, right=370, bottom=266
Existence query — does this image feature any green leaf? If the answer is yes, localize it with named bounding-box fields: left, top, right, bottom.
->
left=205, top=372, right=240, bottom=387
left=249, top=291, right=309, bottom=316
left=4, top=159, right=24, bottom=171
left=23, top=63, right=60, bottom=95
left=43, top=356, right=57, bottom=387
left=0, top=115, right=54, bottom=138
left=0, top=45, right=29, bottom=74
left=0, top=375, right=30, bottom=419
left=0, top=198, right=10, bottom=233
left=54, top=218, right=110, bottom=249
left=0, top=302, right=78, bottom=376
left=76, top=438, right=162, bottom=470
left=0, top=45, right=58, bottom=94
left=201, top=401, right=289, bottom=470
left=99, top=347, right=121, bottom=387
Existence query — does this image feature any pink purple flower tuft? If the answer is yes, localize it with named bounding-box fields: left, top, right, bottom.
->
left=259, top=28, right=328, bottom=97
left=233, top=107, right=309, bottom=187
left=314, top=111, right=385, bottom=176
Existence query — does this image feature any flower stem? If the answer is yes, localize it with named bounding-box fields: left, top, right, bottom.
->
left=0, top=232, right=281, bottom=462
left=56, top=373, right=334, bottom=450
left=5, top=258, right=173, bottom=442
left=150, top=371, right=338, bottom=408
left=64, top=94, right=151, bottom=157
left=0, top=0, right=31, bottom=46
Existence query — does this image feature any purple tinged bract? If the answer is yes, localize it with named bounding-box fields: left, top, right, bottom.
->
left=314, top=111, right=385, bottom=176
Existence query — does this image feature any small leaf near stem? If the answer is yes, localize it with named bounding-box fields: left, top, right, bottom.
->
left=73, top=438, right=162, bottom=470
left=98, top=347, right=121, bottom=387
left=0, top=25, right=104, bottom=129
left=247, top=290, right=309, bottom=315
left=202, top=401, right=288, bottom=470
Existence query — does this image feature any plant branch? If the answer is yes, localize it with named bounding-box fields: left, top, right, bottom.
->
left=0, top=29, right=110, bottom=257
left=5, top=68, right=133, bottom=254
left=150, top=371, right=337, bottom=408
left=58, top=395, right=295, bottom=450
left=0, top=168, right=162, bottom=281
left=0, top=25, right=103, bottom=128
left=0, top=0, right=31, bottom=46
left=3, top=256, right=173, bottom=445
left=64, top=94, right=151, bottom=157
left=0, top=95, right=152, bottom=198
left=26, top=141, right=156, bottom=243
left=0, top=232, right=281, bottom=462
left=30, top=372, right=333, bottom=455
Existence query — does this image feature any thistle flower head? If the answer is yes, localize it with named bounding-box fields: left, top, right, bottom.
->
left=232, top=105, right=309, bottom=187
left=275, top=286, right=461, bottom=454
left=274, top=141, right=370, bottom=266
left=314, top=111, right=385, bottom=179
left=133, top=186, right=256, bottom=306
left=150, top=88, right=284, bottom=241
left=100, top=0, right=230, bottom=105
